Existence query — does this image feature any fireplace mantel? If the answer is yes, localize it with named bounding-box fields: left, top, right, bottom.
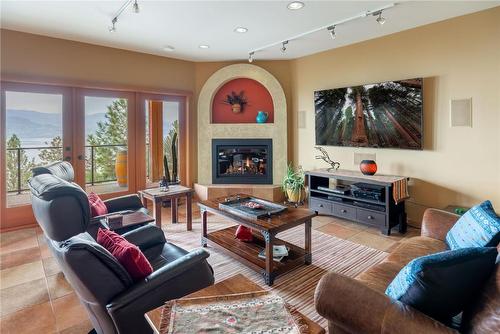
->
left=196, top=64, right=287, bottom=186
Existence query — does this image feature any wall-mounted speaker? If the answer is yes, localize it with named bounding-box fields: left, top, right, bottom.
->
left=298, top=110, right=306, bottom=129
left=450, top=98, right=472, bottom=127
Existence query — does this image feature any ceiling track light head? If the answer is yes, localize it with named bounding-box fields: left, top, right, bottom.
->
left=281, top=40, right=289, bottom=53
left=327, top=25, right=336, bottom=39
left=248, top=52, right=255, bottom=63
left=109, top=17, right=117, bottom=32
left=133, top=0, right=140, bottom=13
left=374, top=10, right=386, bottom=25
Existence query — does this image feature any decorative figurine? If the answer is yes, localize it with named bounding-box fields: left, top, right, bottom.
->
left=159, top=176, right=169, bottom=192
left=315, top=147, right=340, bottom=171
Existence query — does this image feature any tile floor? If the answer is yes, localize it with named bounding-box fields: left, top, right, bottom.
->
left=0, top=201, right=420, bottom=333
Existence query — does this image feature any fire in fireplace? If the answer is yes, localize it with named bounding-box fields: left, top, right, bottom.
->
left=212, top=139, right=272, bottom=184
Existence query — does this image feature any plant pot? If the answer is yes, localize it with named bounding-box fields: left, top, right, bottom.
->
left=115, top=150, right=128, bottom=187
left=286, top=188, right=303, bottom=203
left=231, top=103, right=241, bottom=113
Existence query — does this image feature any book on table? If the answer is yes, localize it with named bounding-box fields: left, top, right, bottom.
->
left=258, top=245, right=289, bottom=262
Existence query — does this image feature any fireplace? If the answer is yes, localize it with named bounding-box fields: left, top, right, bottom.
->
left=212, top=139, right=272, bottom=184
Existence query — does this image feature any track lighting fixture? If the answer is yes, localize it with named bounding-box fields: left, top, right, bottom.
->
left=327, top=25, right=336, bottom=39
left=247, top=3, right=396, bottom=59
left=248, top=52, right=254, bottom=63
left=281, top=41, right=289, bottom=53
left=108, top=0, right=141, bottom=32
left=133, top=0, right=140, bottom=13
left=109, top=17, right=117, bottom=32
left=375, top=11, right=386, bottom=25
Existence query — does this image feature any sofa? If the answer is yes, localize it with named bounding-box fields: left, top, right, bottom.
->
left=314, top=208, right=499, bottom=333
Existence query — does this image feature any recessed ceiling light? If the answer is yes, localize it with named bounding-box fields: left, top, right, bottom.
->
left=199, top=45, right=210, bottom=49
left=287, top=1, right=304, bottom=10
left=234, top=27, right=248, bottom=33
left=163, top=45, right=175, bottom=52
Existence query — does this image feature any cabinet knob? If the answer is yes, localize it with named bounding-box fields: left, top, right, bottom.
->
left=368, top=215, right=373, bottom=220
left=341, top=209, right=347, bottom=213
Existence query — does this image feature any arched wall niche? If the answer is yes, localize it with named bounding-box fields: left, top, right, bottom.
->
left=197, top=63, right=287, bottom=185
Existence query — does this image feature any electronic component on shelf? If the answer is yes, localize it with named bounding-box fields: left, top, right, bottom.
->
left=351, top=183, right=385, bottom=202
left=317, top=185, right=351, bottom=194
left=327, top=195, right=345, bottom=202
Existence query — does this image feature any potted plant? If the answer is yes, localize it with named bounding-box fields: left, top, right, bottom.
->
left=282, top=163, right=305, bottom=203
left=224, top=91, right=247, bottom=113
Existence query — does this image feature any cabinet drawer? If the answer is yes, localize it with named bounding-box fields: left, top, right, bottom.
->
left=333, top=203, right=356, bottom=220
left=356, top=209, right=386, bottom=227
left=310, top=198, right=332, bottom=214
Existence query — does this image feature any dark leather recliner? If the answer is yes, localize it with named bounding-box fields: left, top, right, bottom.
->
left=28, top=173, right=214, bottom=334
left=33, top=161, right=145, bottom=213
left=32, top=161, right=148, bottom=234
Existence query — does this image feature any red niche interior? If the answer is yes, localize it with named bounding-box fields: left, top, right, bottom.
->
left=212, top=78, right=274, bottom=124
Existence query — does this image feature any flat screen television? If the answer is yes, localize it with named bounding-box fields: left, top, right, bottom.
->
left=314, top=78, right=423, bottom=150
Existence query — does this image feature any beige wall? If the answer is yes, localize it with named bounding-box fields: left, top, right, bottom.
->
left=290, top=7, right=500, bottom=225
left=0, top=29, right=196, bottom=92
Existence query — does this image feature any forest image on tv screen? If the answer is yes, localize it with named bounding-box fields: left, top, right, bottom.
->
left=315, top=78, right=423, bottom=149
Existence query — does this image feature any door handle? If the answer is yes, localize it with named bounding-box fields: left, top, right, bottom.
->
left=64, top=156, right=71, bottom=162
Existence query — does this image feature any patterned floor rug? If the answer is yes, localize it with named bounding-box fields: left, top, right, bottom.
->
left=163, top=219, right=388, bottom=329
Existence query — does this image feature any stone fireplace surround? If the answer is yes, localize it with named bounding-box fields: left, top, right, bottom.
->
left=195, top=64, right=287, bottom=200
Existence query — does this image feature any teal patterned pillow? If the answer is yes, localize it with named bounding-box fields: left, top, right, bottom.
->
left=385, top=247, right=497, bottom=321
left=446, top=200, right=500, bottom=250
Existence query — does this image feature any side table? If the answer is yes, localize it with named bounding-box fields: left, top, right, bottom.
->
left=138, top=186, right=194, bottom=230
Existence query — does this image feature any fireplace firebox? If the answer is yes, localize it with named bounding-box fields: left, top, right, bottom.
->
left=212, top=139, right=272, bottom=184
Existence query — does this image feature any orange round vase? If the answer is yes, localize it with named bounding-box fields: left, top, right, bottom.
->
left=360, top=160, right=377, bottom=175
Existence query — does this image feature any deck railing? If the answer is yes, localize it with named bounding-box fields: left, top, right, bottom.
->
left=6, top=144, right=126, bottom=194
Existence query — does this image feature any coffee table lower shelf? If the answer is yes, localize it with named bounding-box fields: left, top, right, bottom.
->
left=204, top=226, right=309, bottom=285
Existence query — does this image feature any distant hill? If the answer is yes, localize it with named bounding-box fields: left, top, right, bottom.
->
left=6, top=109, right=107, bottom=143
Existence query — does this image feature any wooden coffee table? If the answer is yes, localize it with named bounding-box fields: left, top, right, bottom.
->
left=145, top=274, right=325, bottom=334
left=198, top=194, right=316, bottom=286
left=138, top=186, right=194, bottom=230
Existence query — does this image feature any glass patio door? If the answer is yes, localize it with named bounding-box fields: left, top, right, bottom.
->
left=1, top=83, right=72, bottom=208
left=74, top=89, right=136, bottom=197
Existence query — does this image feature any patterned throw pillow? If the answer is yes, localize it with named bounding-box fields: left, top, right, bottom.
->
left=446, top=200, right=500, bottom=250
left=385, top=247, right=497, bottom=322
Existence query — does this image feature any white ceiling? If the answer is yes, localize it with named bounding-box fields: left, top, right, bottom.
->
left=1, top=1, right=498, bottom=62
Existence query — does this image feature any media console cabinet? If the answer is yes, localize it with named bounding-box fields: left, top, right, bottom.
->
left=306, top=169, right=408, bottom=235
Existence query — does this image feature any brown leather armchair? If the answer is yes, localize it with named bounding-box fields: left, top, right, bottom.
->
left=314, top=209, right=499, bottom=334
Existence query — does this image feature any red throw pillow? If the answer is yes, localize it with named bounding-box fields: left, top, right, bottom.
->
left=97, top=228, right=153, bottom=281
left=88, top=192, right=108, bottom=217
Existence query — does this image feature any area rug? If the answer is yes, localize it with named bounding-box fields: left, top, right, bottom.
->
left=163, top=219, right=388, bottom=329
